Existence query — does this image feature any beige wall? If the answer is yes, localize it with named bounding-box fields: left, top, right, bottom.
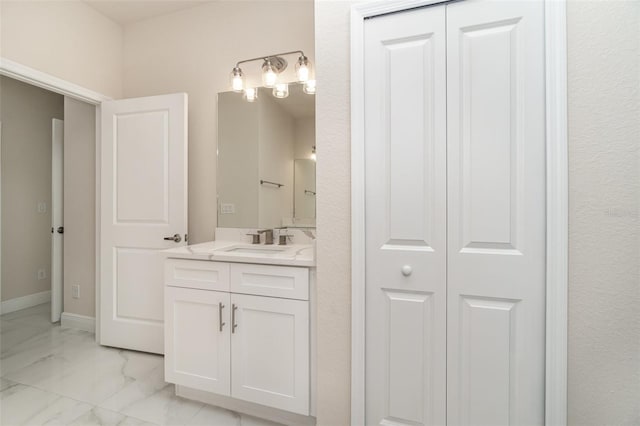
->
left=0, top=1, right=123, bottom=99
left=295, top=117, right=316, bottom=160
left=258, top=94, right=295, bottom=228
left=217, top=92, right=260, bottom=228
left=0, top=76, right=64, bottom=301
left=63, top=98, right=96, bottom=318
left=122, top=0, right=315, bottom=243
left=315, top=0, right=640, bottom=425
left=567, top=1, right=640, bottom=424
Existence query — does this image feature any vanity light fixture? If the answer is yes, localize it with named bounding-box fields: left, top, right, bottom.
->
left=273, top=83, right=289, bottom=99
left=303, top=79, right=316, bottom=95
left=230, top=50, right=315, bottom=101
left=295, top=55, right=311, bottom=82
left=262, top=59, right=278, bottom=88
left=244, top=87, right=258, bottom=102
left=230, top=66, right=244, bottom=92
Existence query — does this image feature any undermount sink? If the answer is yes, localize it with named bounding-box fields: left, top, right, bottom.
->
left=221, top=245, right=289, bottom=254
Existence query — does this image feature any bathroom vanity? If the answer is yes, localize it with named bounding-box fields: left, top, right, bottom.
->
left=163, top=229, right=316, bottom=425
left=161, top=78, right=318, bottom=424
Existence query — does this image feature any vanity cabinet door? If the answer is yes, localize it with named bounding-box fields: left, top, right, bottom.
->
left=230, top=293, right=310, bottom=415
left=165, top=287, right=231, bottom=396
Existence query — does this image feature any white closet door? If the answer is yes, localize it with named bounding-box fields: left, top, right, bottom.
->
left=446, top=1, right=546, bottom=425
left=364, top=6, right=447, bottom=426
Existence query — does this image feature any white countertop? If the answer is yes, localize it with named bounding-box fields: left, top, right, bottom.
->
left=163, top=240, right=316, bottom=267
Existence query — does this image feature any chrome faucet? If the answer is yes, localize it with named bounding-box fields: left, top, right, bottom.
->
left=257, top=229, right=274, bottom=245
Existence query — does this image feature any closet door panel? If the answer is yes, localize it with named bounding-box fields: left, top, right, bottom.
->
left=446, top=1, right=546, bottom=425
left=364, top=6, right=446, bottom=426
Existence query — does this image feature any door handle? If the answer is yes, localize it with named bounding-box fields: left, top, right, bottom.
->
left=219, top=302, right=226, bottom=332
left=232, top=304, right=238, bottom=334
left=163, top=234, right=182, bottom=243
left=56, top=226, right=64, bottom=234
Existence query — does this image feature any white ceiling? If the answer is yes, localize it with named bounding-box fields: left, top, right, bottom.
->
left=83, top=1, right=214, bottom=25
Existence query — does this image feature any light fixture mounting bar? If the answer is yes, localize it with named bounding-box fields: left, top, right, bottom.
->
left=235, top=50, right=306, bottom=68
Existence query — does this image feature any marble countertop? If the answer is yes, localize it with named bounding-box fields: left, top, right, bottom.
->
left=163, top=240, right=316, bottom=267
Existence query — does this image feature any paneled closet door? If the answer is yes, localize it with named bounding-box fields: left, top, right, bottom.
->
left=446, top=1, right=546, bottom=425
left=364, top=5, right=447, bottom=426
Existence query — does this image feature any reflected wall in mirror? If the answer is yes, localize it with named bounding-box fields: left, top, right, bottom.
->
left=217, top=83, right=315, bottom=229
left=294, top=159, right=316, bottom=221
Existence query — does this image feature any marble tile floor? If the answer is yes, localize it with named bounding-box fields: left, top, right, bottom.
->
left=0, top=304, right=282, bottom=426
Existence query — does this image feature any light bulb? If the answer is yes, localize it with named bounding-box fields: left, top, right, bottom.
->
left=230, top=66, right=244, bottom=92
left=262, top=59, right=277, bottom=88
left=244, top=87, right=258, bottom=102
left=303, top=79, right=316, bottom=95
left=273, top=83, right=289, bottom=99
left=295, top=55, right=311, bottom=82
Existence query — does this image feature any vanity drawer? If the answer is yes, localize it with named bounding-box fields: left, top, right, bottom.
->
left=165, top=259, right=230, bottom=291
left=230, top=264, right=309, bottom=300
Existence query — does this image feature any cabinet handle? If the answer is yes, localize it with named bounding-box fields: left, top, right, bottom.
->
left=232, top=304, right=238, bottom=334
left=219, top=302, right=225, bottom=332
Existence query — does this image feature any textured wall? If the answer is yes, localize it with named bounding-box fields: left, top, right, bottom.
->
left=567, top=1, right=640, bottom=424
left=0, top=76, right=64, bottom=301
left=315, top=1, right=357, bottom=424
left=0, top=0, right=123, bottom=99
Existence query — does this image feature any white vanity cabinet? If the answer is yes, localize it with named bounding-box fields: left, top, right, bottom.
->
left=164, top=257, right=312, bottom=417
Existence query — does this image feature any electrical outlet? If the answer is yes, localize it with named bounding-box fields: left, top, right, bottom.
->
left=37, top=269, right=46, bottom=280
left=37, top=201, right=47, bottom=213
left=72, top=285, right=80, bottom=299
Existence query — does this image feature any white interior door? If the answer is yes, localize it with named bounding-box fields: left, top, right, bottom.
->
left=51, top=119, right=64, bottom=323
left=100, top=93, right=187, bottom=354
left=446, top=1, right=546, bottom=424
left=364, top=6, right=447, bottom=425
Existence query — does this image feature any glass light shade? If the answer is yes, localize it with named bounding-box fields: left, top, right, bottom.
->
left=272, top=83, right=289, bottom=99
left=303, top=79, right=316, bottom=95
left=262, top=60, right=278, bottom=88
left=230, top=67, right=244, bottom=92
left=295, top=55, right=311, bottom=82
left=244, top=87, right=258, bottom=102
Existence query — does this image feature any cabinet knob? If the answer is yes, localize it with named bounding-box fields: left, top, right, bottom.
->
left=401, top=265, right=412, bottom=277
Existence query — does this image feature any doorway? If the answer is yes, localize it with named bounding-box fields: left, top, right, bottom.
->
left=0, top=76, right=63, bottom=319
left=0, top=75, right=97, bottom=328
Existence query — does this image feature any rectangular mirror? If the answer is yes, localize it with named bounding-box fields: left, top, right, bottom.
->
left=217, top=83, right=315, bottom=229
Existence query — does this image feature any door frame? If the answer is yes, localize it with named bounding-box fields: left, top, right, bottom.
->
left=51, top=118, right=64, bottom=323
left=0, top=57, right=110, bottom=338
left=350, top=1, right=568, bottom=425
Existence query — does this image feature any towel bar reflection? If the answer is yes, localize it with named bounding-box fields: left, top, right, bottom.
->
left=260, top=179, right=284, bottom=188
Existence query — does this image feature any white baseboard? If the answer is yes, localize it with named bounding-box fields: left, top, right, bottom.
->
left=61, top=312, right=95, bottom=333
left=0, top=291, right=51, bottom=315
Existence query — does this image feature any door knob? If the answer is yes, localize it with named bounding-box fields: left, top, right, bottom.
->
left=401, top=265, right=412, bottom=276
left=163, top=234, right=182, bottom=243
left=56, top=226, right=64, bottom=234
